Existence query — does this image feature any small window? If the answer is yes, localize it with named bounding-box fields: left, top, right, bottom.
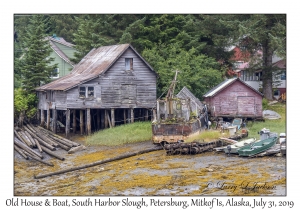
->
left=52, top=68, right=59, bottom=78
left=87, top=87, right=94, bottom=98
left=125, top=58, right=133, bottom=70
left=281, top=71, right=286, bottom=80
left=79, top=87, right=86, bottom=98
left=274, top=90, right=280, bottom=97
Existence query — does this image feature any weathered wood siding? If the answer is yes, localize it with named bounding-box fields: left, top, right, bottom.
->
left=58, top=48, right=157, bottom=109
left=205, top=80, right=262, bottom=118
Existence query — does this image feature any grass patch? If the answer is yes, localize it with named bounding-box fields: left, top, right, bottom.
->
left=86, top=121, right=152, bottom=146
left=185, top=130, right=230, bottom=143
left=246, top=103, right=286, bottom=139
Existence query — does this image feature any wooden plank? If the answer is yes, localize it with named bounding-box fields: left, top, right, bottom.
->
left=111, top=108, right=115, bottom=127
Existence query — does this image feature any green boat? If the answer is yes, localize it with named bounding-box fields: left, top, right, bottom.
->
left=237, top=136, right=278, bottom=157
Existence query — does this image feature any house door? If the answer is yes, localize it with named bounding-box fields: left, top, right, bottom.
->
left=121, top=84, right=136, bottom=105
left=237, top=96, right=255, bottom=115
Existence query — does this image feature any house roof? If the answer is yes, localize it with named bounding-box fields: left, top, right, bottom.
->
left=176, top=86, right=203, bottom=111
left=272, top=59, right=286, bottom=69
left=47, top=36, right=75, bottom=67
left=36, top=44, right=155, bottom=91
left=203, top=77, right=263, bottom=97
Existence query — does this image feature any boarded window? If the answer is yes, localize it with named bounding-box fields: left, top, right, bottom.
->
left=88, top=87, right=94, bottom=98
left=79, top=87, right=86, bottom=98
left=125, top=58, right=133, bottom=70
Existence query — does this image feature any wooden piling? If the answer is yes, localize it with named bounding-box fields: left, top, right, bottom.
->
left=40, top=109, right=44, bottom=127
left=46, top=107, right=50, bottom=130
left=73, top=109, right=76, bottom=133
left=87, top=108, right=91, bottom=135
left=131, top=108, right=134, bottom=123
left=52, top=109, right=57, bottom=134
left=66, top=109, right=70, bottom=138
left=80, top=110, right=84, bottom=135
left=111, top=108, right=115, bottom=127
left=97, top=109, right=100, bottom=130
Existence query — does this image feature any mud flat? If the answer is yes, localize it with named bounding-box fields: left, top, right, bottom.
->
left=14, top=137, right=286, bottom=196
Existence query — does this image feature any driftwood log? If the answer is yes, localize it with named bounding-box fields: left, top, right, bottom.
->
left=40, top=146, right=65, bottom=161
left=14, top=138, right=44, bottom=159
left=34, top=146, right=163, bottom=179
left=23, top=151, right=54, bottom=167
left=14, top=145, right=28, bottom=160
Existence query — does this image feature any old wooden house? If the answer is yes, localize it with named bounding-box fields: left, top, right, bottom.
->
left=203, top=78, right=263, bottom=120
left=36, top=44, right=157, bottom=137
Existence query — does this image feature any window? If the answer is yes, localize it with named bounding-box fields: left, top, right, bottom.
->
left=79, top=86, right=94, bottom=98
left=125, top=58, right=133, bottom=70
left=281, top=71, right=286, bottom=80
left=87, top=87, right=94, bottom=97
left=52, top=68, right=59, bottom=78
left=274, top=90, right=280, bottom=97
left=79, top=87, right=86, bottom=98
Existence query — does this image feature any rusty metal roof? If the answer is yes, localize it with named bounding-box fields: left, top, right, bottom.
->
left=36, top=44, right=154, bottom=91
left=203, top=77, right=263, bottom=97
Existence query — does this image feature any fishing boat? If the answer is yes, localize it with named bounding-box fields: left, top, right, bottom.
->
left=224, top=138, right=257, bottom=154
left=237, top=136, right=278, bottom=157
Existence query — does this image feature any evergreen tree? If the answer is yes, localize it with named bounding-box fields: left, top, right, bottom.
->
left=142, top=43, right=223, bottom=100
left=49, top=14, right=79, bottom=42
left=21, top=14, right=57, bottom=93
left=228, top=14, right=286, bottom=100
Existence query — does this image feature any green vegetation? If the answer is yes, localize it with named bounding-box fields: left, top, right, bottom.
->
left=185, top=130, right=230, bottom=143
left=247, top=103, right=286, bottom=139
left=86, top=122, right=152, bottom=146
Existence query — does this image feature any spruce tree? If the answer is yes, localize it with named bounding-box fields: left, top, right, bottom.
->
left=21, top=14, right=57, bottom=93
left=229, top=14, right=286, bottom=100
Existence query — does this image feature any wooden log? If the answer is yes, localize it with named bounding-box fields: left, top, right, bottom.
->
left=14, top=145, right=28, bottom=159
left=26, top=125, right=59, bottom=147
left=14, top=138, right=44, bottom=159
left=68, top=145, right=86, bottom=154
left=40, top=146, right=65, bottom=161
left=14, top=130, right=30, bottom=147
left=80, top=110, right=84, bottom=135
left=44, top=134, right=73, bottom=148
left=32, top=137, right=43, bottom=153
left=34, top=146, right=163, bottom=179
left=36, top=126, right=80, bottom=147
left=16, top=130, right=33, bottom=148
left=23, top=151, right=54, bottom=167
left=23, top=127, right=56, bottom=151
left=66, top=109, right=70, bottom=138
left=24, top=130, right=36, bottom=147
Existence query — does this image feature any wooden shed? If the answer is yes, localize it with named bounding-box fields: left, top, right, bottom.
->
left=36, top=44, right=157, bottom=137
left=203, top=78, right=263, bottom=120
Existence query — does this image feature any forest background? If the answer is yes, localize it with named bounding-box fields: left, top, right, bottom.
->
left=13, top=14, right=286, bottom=122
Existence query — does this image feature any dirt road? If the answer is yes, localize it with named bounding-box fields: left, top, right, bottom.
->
left=14, top=136, right=286, bottom=196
